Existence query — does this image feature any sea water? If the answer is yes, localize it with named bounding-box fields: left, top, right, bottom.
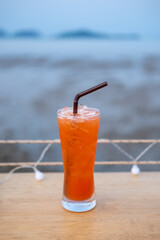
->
left=0, top=39, right=160, bottom=171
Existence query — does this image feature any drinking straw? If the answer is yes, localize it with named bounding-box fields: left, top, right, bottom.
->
left=73, top=81, right=108, bottom=114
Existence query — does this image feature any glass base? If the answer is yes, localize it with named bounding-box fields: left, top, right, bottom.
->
left=62, top=199, right=96, bottom=212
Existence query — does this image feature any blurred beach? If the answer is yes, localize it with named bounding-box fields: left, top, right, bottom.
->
left=0, top=39, right=160, bottom=172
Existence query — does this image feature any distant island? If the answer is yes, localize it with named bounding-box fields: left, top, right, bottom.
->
left=56, top=29, right=107, bottom=39
left=56, top=29, right=140, bottom=40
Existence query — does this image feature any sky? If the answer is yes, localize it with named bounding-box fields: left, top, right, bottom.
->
left=0, top=0, right=160, bottom=37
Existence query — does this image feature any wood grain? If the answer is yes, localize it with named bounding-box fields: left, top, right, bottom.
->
left=0, top=172, right=160, bottom=240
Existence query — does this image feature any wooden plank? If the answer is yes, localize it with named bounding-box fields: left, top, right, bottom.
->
left=0, top=172, right=160, bottom=240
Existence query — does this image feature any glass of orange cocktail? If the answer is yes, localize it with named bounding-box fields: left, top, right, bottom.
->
left=57, top=82, right=108, bottom=212
left=57, top=105, right=100, bottom=212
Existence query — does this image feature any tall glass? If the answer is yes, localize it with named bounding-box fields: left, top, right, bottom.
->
left=57, top=106, right=100, bottom=212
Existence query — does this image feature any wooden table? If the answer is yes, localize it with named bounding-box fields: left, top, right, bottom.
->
left=0, top=172, right=160, bottom=240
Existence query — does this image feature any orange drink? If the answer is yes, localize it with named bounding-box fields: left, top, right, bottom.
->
left=57, top=105, right=100, bottom=212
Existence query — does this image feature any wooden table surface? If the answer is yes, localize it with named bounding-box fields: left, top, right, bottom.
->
left=0, top=172, right=160, bottom=240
